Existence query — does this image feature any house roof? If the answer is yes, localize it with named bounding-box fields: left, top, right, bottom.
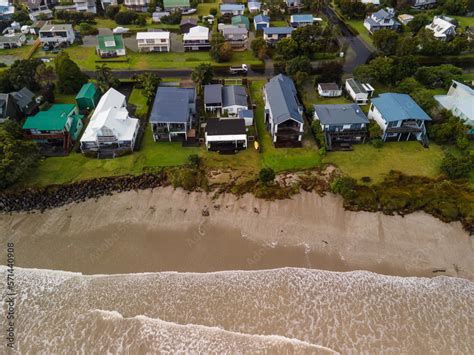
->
left=0, top=34, right=24, bottom=44
left=136, top=31, right=170, bottom=40
left=23, top=104, right=76, bottom=131
left=318, top=83, right=340, bottom=91
left=434, top=81, right=474, bottom=123
left=40, top=23, right=72, bottom=32
left=204, top=84, right=223, bottom=105
left=223, top=85, right=247, bottom=108
left=248, top=1, right=261, bottom=9
left=346, top=78, right=374, bottom=94
left=81, top=88, right=138, bottom=143
left=11, top=87, right=35, bottom=110
left=231, top=15, right=249, bottom=28
left=263, top=27, right=294, bottom=35
left=183, top=26, right=209, bottom=40
left=313, top=104, right=369, bottom=125
left=264, top=74, right=303, bottom=125
left=291, top=14, right=314, bottom=23
left=75, top=83, right=96, bottom=100
left=97, top=34, right=124, bottom=51
left=163, top=0, right=190, bottom=7
left=425, top=16, right=456, bottom=38
left=372, top=9, right=391, bottom=21
left=180, top=17, right=197, bottom=26
left=220, top=4, right=245, bottom=10
left=238, top=109, right=253, bottom=119
left=254, top=14, right=270, bottom=23
left=150, top=87, right=195, bottom=124
left=222, top=26, right=248, bottom=36
left=206, top=118, right=246, bottom=135
left=371, top=93, right=431, bottom=122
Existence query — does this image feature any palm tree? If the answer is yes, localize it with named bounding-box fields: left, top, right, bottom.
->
left=191, top=64, right=213, bottom=95
left=95, top=64, right=119, bottom=93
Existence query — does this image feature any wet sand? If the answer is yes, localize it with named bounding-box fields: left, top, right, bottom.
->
left=0, top=187, right=472, bottom=279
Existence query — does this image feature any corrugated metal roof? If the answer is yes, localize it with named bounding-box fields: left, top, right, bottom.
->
left=371, top=93, right=431, bottom=122
left=223, top=85, right=247, bottom=108
left=204, top=84, right=223, bottom=105
left=264, top=74, right=303, bottom=125
left=150, top=87, right=195, bottom=123
left=314, top=104, right=369, bottom=125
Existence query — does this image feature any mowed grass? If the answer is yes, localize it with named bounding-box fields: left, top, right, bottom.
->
left=129, top=88, right=148, bottom=117
left=452, top=16, right=474, bottom=27
left=345, top=19, right=374, bottom=47
left=325, top=142, right=445, bottom=183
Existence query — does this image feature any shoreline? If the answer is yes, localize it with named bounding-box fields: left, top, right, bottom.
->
left=1, top=186, right=472, bottom=280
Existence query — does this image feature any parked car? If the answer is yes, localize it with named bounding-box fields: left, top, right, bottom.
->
left=229, top=64, right=248, bottom=74
left=182, top=8, right=197, bottom=15
left=113, top=27, right=129, bottom=34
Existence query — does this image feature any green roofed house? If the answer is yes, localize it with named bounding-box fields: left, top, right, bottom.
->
left=232, top=15, right=250, bottom=30
left=75, top=82, right=101, bottom=112
left=163, top=0, right=190, bottom=12
left=96, top=34, right=126, bottom=58
left=22, top=104, right=84, bottom=155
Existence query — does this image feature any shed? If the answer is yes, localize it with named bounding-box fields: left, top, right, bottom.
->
left=254, top=14, right=270, bottom=31
left=231, top=15, right=250, bottom=30
left=180, top=17, right=197, bottom=33
left=75, top=83, right=100, bottom=111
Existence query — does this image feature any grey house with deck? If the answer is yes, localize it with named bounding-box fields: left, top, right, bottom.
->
left=150, top=86, right=196, bottom=141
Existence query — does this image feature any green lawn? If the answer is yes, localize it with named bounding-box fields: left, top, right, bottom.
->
left=301, top=79, right=352, bottom=110
left=54, top=94, right=77, bottom=104
left=452, top=16, right=474, bottom=27
left=345, top=19, right=373, bottom=47
left=325, top=142, right=445, bottom=183
left=270, top=21, right=288, bottom=27
left=129, top=88, right=148, bottom=117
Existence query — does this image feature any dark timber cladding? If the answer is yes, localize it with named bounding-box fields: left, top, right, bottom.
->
left=206, top=118, right=246, bottom=135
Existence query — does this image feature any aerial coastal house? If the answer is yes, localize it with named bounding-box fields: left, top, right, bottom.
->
left=124, top=0, right=148, bottom=12
left=425, top=16, right=456, bottom=41
left=317, top=83, right=342, bottom=98
left=163, top=0, right=190, bottom=12
left=80, top=88, right=140, bottom=158
left=22, top=104, right=83, bottom=155
left=96, top=34, right=126, bottom=58
left=290, top=14, right=314, bottom=28
left=204, top=85, right=248, bottom=116
left=220, top=4, right=245, bottom=16
left=0, top=33, right=26, bottom=49
left=345, top=78, right=374, bottom=105
left=398, top=14, right=414, bottom=26
left=263, top=27, right=294, bottom=44
left=434, top=81, right=474, bottom=136
left=183, top=26, right=210, bottom=51
left=204, top=84, right=223, bottom=113
left=264, top=74, right=304, bottom=146
left=231, top=15, right=250, bottom=30
left=73, top=0, right=97, bottom=13
left=0, top=93, right=21, bottom=123
left=136, top=31, right=170, bottom=52
left=1, top=87, right=38, bottom=123
left=75, top=82, right=100, bottom=112
left=313, top=104, right=369, bottom=150
left=409, top=0, right=436, bottom=9
left=254, top=15, right=270, bottom=31
left=368, top=93, right=431, bottom=145
left=364, top=8, right=400, bottom=34
left=247, top=1, right=261, bottom=13
left=149, top=86, right=196, bottom=141
left=221, top=26, right=248, bottom=49
left=0, top=0, right=14, bottom=20
left=205, top=118, right=247, bottom=152
left=39, top=24, right=75, bottom=46
left=285, top=0, right=302, bottom=9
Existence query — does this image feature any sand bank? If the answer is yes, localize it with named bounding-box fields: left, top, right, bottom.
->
left=0, top=187, right=472, bottom=279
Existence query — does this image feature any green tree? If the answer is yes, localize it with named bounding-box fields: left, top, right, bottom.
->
left=35, top=64, right=56, bottom=88
left=251, top=37, right=266, bottom=58
left=274, top=37, right=299, bottom=60
left=286, top=56, right=311, bottom=76
left=415, top=65, right=463, bottom=89
left=191, top=64, right=213, bottom=95
left=373, top=29, right=400, bottom=56
left=407, top=13, right=431, bottom=34
left=95, top=64, right=120, bottom=94
left=134, top=72, right=162, bottom=104
left=441, top=153, right=473, bottom=179
left=55, top=54, right=88, bottom=94
left=210, top=33, right=233, bottom=62
left=7, top=59, right=43, bottom=91
left=259, top=167, right=275, bottom=184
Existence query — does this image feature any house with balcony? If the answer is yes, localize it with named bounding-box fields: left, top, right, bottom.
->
left=150, top=86, right=196, bottom=141
left=313, top=104, right=369, bottom=150
left=163, top=0, right=190, bottom=12
left=425, top=16, right=456, bottom=41
left=264, top=74, right=304, bottom=147
left=220, top=4, right=245, bottom=16
left=0, top=33, right=26, bottom=49
left=183, top=26, right=210, bottom=51
left=0, top=0, right=14, bottom=20
left=345, top=78, right=374, bottom=105
left=409, top=0, right=436, bottom=9
left=124, top=0, right=148, bottom=12
left=80, top=88, right=140, bottom=158
left=204, top=84, right=248, bottom=115
left=290, top=14, right=314, bottom=28
left=39, top=24, right=75, bottom=46
left=368, top=93, right=431, bottom=145
left=434, top=81, right=474, bottom=137
left=0, top=93, right=21, bottom=123
left=96, top=34, right=126, bottom=58
left=231, top=15, right=249, bottom=30
left=137, top=31, right=170, bottom=52
left=254, top=14, right=270, bottom=31
left=205, top=118, right=247, bottom=153
left=22, top=104, right=83, bottom=155
left=73, top=0, right=96, bottom=13
left=222, top=26, right=248, bottom=49
left=364, top=8, right=400, bottom=34
left=263, top=27, right=294, bottom=44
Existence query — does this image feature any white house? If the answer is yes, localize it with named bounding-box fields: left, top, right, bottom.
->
left=345, top=78, right=374, bottom=105
left=425, top=16, right=456, bottom=41
left=285, top=0, right=301, bottom=9
left=368, top=93, right=431, bottom=145
left=264, top=74, right=304, bottom=146
left=263, top=27, right=294, bottom=44
left=101, top=0, right=117, bottom=9
left=247, top=1, right=261, bottom=13
left=183, top=26, right=210, bottom=51
left=410, top=0, right=436, bottom=9
left=204, top=84, right=248, bottom=116
left=136, top=31, right=170, bottom=52
left=364, top=8, right=400, bottom=34
left=124, top=0, right=148, bottom=12
left=254, top=14, right=270, bottom=31
left=318, top=83, right=342, bottom=97
left=205, top=118, right=247, bottom=152
left=0, top=33, right=26, bottom=49
left=39, top=23, right=75, bottom=45
left=73, top=0, right=96, bottom=13
left=80, top=88, right=140, bottom=158
left=361, top=0, right=380, bottom=4
left=434, top=81, right=474, bottom=131
left=220, top=4, right=245, bottom=16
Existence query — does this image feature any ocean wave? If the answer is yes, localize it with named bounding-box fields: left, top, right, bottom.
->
left=1, top=267, right=473, bottom=354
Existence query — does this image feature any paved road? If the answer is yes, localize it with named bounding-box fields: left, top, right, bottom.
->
left=323, top=6, right=374, bottom=73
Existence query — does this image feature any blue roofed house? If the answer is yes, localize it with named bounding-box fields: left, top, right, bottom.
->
left=434, top=81, right=474, bottom=137
left=247, top=1, right=261, bottom=13
left=220, top=4, right=245, bottom=16
left=150, top=86, right=196, bottom=141
left=285, top=0, right=301, bottom=9
left=290, top=14, right=314, bottom=28
left=368, top=93, right=431, bottom=145
left=264, top=74, right=304, bottom=146
left=254, top=14, right=270, bottom=31
left=263, top=27, right=294, bottom=44
left=364, top=8, right=400, bottom=34
left=313, top=104, right=368, bottom=150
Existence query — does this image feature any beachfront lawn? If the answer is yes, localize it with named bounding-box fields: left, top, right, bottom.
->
left=325, top=142, right=445, bottom=183
left=129, top=88, right=148, bottom=117
left=250, top=81, right=322, bottom=172
left=452, top=16, right=474, bottom=27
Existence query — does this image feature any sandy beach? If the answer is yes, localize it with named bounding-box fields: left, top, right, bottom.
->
left=0, top=187, right=472, bottom=279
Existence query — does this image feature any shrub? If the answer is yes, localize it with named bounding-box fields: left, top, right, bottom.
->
left=310, top=120, right=325, bottom=148
left=330, top=176, right=357, bottom=199
left=188, top=154, right=200, bottom=168
left=115, top=11, right=139, bottom=25
left=210, top=8, right=217, bottom=16
left=161, top=10, right=181, bottom=25
left=259, top=168, right=275, bottom=185
left=440, top=153, right=473, bottom=180
left=370, top=138, right=384, bottom=148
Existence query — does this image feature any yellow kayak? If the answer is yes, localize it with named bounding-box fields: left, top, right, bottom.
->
left=254, top=141, right=259, bottom=150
